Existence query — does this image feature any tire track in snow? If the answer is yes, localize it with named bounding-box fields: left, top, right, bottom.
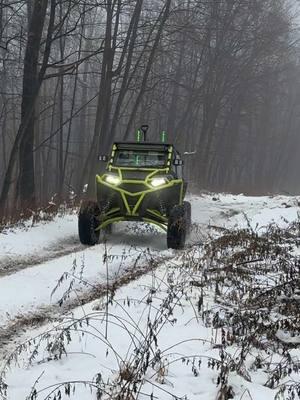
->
left=0, top=196, right=248, bottom=278
left=0, top=222, right=169, bottom=277
left=0, top=235, right=84, bottom=277
left=0, top=252, right=174, bottom=359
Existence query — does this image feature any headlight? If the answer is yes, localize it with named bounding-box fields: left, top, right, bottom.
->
left=105, top=174, right=121, bottom=186
left=150, top=177, right=168, bottom=187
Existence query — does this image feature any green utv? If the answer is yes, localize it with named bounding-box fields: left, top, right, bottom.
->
left=78, top=126, right=191, bottom=249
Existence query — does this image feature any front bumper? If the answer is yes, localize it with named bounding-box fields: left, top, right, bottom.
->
left=95, top=174, right=183, bottom=228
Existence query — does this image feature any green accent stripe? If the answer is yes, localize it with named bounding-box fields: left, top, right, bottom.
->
left=96, top=217, right=125, bottom=231
left=133, top=193, right=145, bottom=215
left=147, top=209, right=168, bottom=222
left=106, top=207, right=120, bottom=216
left=96, top=174, right=183, bottom=199
left=120, top=192, right=131, bottom=214
left=110, top=166, right=170, bottom=172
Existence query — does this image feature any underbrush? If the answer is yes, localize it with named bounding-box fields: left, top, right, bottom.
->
left=1, top=221, right=300, bottom=399
left=0, top=194, right=78, bottom=232
left=197, top=222, right=300, bottom=398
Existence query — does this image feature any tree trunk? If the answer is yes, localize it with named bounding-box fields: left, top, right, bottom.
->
left=123, top=0, right=172, bottom=140
left=0, top=0, right=55, bottom=216
left=18, top=0, right=49, bottom=208
left=80, top=0, right=116, bottom=195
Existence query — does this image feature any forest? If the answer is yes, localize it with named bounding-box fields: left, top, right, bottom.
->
left=0, top=0, right=299, bottom=217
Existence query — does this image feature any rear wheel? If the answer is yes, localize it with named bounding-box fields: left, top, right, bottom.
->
left=78, top=201, right=100, bottom=245
left=167, top=204, right=187, bottom=249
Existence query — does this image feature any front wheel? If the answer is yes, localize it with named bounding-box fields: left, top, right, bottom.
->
left=104, top=223, right=113, bottom=235
left=183, top=201, right=191, bottom=234
left=78, top=201, right=100, bottom=245
left=167, top=204, right=187, bottom=249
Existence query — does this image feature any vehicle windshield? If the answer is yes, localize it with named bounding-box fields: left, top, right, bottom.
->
left=113, top=149, right=167, bottom=168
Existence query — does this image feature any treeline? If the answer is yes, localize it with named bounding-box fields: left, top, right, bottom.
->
left=0, top=0, right=299, bottom=215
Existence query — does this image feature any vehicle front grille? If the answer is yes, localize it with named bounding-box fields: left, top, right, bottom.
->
left=119, top=183, right=148, bottom=193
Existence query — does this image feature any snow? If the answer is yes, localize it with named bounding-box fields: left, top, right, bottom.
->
left=0, top=261, right=287, bottom=400
left=0, top=212, right=78, bottom=258
left=0, top=193, right=299, bottom=399
left=1, top=193, right=298, bottom=263
left=276, top=330, right=300, bottom=344
left=0, top=241, right=171, bottom=329
left=190, top=193, right=299, bottom=232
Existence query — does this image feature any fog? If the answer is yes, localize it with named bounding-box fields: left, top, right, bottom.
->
left=1, top=0, right=300, bottom=216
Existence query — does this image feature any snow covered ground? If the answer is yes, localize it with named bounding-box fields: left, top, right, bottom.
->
left=0, top=193, right=299, bottom=399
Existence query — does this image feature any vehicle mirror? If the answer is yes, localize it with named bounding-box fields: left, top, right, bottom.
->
left=173, top=159, right=183, bottom=166
left=98, top=155, right=109, bottom=162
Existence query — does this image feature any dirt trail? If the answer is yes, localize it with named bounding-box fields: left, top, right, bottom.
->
left=0, top=252, right=173, bottom=359
left=0, top=235, right=84, bottom=277
left=0, top=222, right=173, bottom=277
